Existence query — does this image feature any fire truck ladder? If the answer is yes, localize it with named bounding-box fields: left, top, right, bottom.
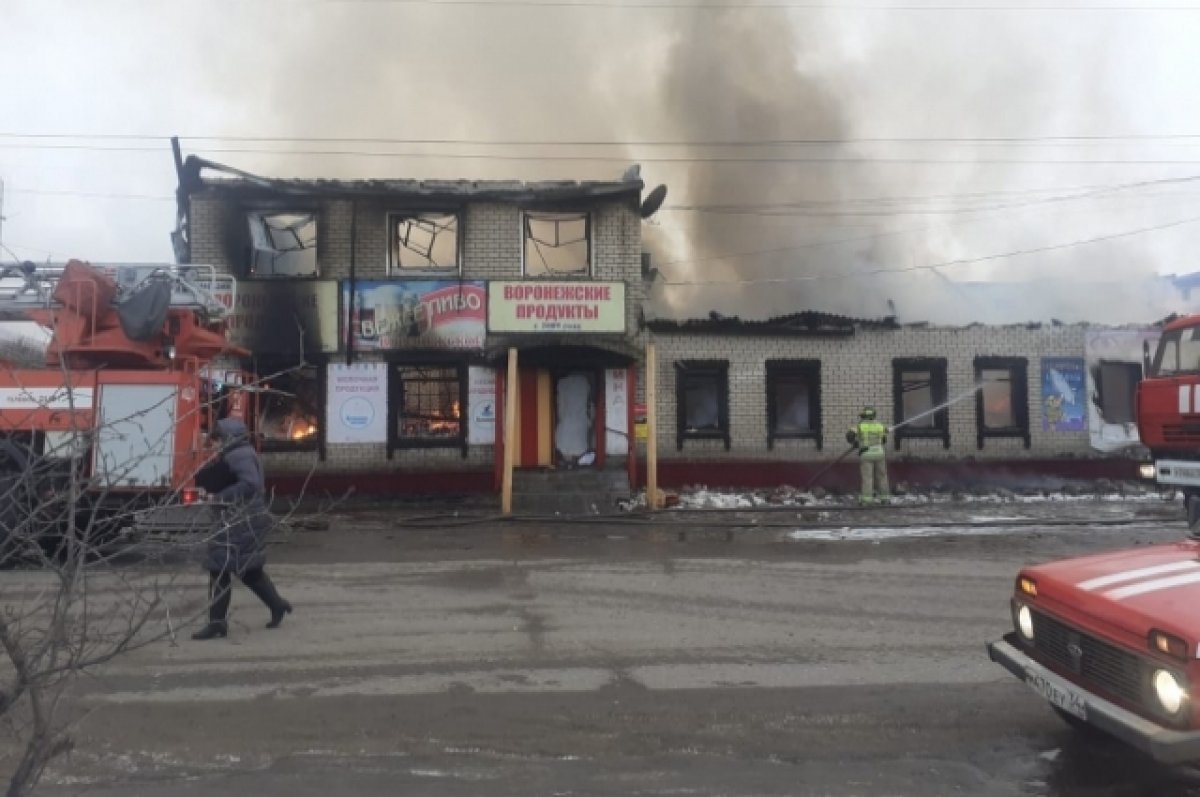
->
left=0, top=262, right=236, bottom=322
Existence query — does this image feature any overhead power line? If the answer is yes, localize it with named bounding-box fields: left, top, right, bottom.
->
left=10, top=142, right=1200, bottom=166
left=5, top=187, right=174, bottom=202
left=660, top=214, right=1200, bottom=286
left=314, top=0, right=1200, bottom=11
left=667, top=173, right=1200, bottom=216
left=10, top=131, right=1200, bottom=146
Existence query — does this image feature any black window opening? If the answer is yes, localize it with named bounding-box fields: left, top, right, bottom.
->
left=523, top=212, right=591, bottom=277
left=766, top=360, right=822, bottom=450
left=974, top=357, right=1030, bottom=449
left=246, top=211, right=319, bottom=278
left=892, top=358, right=950, bottom=449
left=388, top=212, right=460, bottom=273
left=256, top=361, right=323, bottom=452
left=1096, top=360, right=1143, bottom=425
left=390, top=364, right=468, bottom=456
left=676, top=360, right=730, bottom=451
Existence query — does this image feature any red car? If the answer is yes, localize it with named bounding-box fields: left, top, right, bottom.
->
left=989, top=542, right=1200, bottom=763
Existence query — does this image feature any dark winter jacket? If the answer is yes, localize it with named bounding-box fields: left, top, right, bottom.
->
left=205, top=417, right=273, bottom=573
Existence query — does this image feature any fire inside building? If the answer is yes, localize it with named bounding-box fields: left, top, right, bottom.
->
left=169, top=156, right=1195, bottom=508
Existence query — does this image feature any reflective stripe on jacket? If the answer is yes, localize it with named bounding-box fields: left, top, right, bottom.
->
left=854, top=420, right=888, bottom=450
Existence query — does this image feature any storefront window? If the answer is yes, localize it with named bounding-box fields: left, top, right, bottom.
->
left=766, top=360, right=822, bottom=449
left=394, top=365, right=464, bottom=444
left=675, top=360, right=730, bottom=450
left=892, top=358, right=950, bottom=448
left=257, top=363, right=321, bottom=450
left=974, top=357, right=1030, bottom=449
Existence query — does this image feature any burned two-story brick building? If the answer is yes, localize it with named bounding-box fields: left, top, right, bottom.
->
left=173, top=158, right=1190, bottom=503
left=175, top=158, right=656, bottom=502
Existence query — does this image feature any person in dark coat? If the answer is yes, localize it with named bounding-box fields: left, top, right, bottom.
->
left=192, top=417, right=293, bottom=640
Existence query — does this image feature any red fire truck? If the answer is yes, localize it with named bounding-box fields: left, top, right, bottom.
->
left=0, top=260, right=253, bottom=550
left=1137, top=315, right=1200, bottom=519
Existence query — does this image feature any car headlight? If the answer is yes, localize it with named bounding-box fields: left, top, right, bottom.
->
left=1017, top=604, right=1034, bottom=641
left=1139, top=463, right=1157, bottom=480
left=1154, top=669, right=1187, bottom=715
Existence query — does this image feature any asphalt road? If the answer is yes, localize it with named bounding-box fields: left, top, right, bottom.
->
left=22, top=499, right=1200, bottom=796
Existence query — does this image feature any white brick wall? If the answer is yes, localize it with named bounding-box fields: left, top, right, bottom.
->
left=652, top=324, right=1094, bottom=462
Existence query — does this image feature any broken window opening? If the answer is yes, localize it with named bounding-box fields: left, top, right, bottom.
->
left=1097, top=360, right=1142, bottom=425
left=247, top=212, right=319, bottom=278
left=389, top=212, right=460, bottom=272
left=393, top=365, right=465, bottom=447
left=766, top=360, right=822, bottom=450
left=892, top=358, right=949, bottom=449
left=256, top=361, right=322, bottom=451
left=675, top=360, right=730, bottom=451
left=974, top=357, right=1030, bottom=449
left=523, top=212, right=591, bottom=277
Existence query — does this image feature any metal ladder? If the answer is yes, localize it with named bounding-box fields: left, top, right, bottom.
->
left=0, top=262, right=237, bottom=322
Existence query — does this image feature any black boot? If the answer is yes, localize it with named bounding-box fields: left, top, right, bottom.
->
left=195, top=570, right=232, bottom=640
left=243, top=569, right=293, bottom=629
left=191, top=621, right=228, bottom=640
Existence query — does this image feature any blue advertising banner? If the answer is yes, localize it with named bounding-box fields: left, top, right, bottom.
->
left=1042, top=357, right=1086, bottom=432
left=341, top=280, right=486, bottom=351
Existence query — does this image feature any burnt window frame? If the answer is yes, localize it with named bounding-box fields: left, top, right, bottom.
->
left=974, top=356, right=1030, bottom=449
left=675, top=359, right=730, bottom=451
left=243, top=209, right=321, bottom=280
left=765, top=359, right=822, bottom=450
left=388, top=359, right=469, bottom=458
left=521, top=210, right=593, bottom=278
left=892, top=358, right=950, bottom=450
left=386, top=210, right=463, bottom=275
left=252, top=357, right=326, bottom=454
left=1095, top=359, right=1143, bottom=425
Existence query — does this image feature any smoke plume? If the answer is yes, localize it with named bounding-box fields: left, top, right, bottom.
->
left=178, top=3, right=1198, bottom=326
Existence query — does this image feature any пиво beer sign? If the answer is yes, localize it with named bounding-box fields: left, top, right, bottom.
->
left=342, top=281, right=487, bottom=351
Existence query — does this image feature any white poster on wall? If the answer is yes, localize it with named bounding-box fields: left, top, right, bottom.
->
left=606, top=368, right=630, bottom=456
left=468, top=366, right=497, bottom=445
left=1084, top=327, right=1160, bottom=453
left=326, top=363, right=389, bottom=444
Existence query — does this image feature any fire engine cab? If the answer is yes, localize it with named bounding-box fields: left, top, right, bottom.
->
left=1137, top=315, right=1200, bottom=519
left=0, top=260, right=254, bottom=550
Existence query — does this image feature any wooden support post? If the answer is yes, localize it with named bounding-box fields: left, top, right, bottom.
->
left=501, top=347, right=519, bottom=516
left=646, top=342, right=659, bottom=511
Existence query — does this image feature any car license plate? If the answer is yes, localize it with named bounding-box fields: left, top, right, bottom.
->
left=1026, top=665, right=1087, bottom=721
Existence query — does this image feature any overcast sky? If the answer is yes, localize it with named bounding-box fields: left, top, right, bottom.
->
left=4, top=0, right=1200, bottom=319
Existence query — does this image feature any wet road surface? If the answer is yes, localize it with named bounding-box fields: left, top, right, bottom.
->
left=22, top=499, right=1200, bottom=796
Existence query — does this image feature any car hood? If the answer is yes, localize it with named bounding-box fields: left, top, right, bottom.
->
left=1026, top=540, right=1200, bottom=644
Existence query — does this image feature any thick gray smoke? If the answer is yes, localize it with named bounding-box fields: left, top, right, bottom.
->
left=637, top=8, right=1193, bottom=325
left=183, top=4, right=1195, bottom=327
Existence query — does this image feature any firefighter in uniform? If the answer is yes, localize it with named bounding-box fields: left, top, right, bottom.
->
left=847, top=406, right=889, bottom=503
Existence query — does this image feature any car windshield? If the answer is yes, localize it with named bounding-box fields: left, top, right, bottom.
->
left=1152, top=327, right=1200, bottom=376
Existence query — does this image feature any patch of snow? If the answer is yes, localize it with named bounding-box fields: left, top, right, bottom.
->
left=787, top=524, right=1066, bottom=542
left=618, top=485, right=1177, bottom=513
